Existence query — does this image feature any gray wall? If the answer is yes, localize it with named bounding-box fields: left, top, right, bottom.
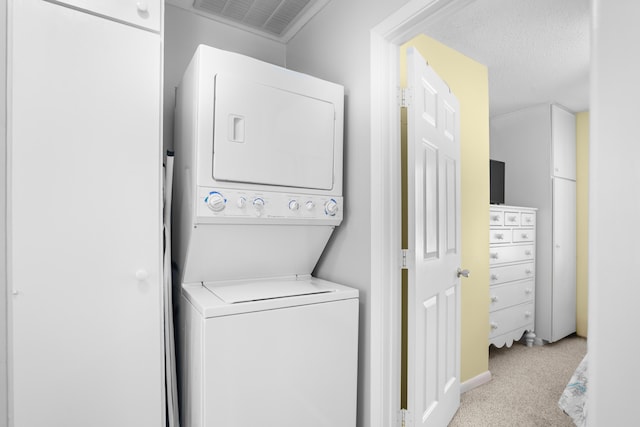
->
left=284, top=1, right=409, bottom=425
left=1, top=0, right=8, bottom=425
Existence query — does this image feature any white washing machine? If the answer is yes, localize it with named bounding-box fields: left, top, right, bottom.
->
left=179, top=277, right=358, bottom=426
left=172, top=45, right=358, bottom=426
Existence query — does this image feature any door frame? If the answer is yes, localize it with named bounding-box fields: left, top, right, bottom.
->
left=369, top=0, right=474, bottom=425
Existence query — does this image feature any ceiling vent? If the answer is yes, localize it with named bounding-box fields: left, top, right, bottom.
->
left=188, top=0, right=330, bottom=42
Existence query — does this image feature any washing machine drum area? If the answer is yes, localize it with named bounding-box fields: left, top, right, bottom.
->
left=180, top=277, right=359, bottom=427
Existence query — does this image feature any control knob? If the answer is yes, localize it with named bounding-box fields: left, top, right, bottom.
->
left=253, top=198, right=265, bottom=216
left=237, top=197, right=246, bottom=208
left=305, top=201, right=315, bottom=211
left=206, top=191, right=226, bottom=212
left=324, top=199, right=339, bottom=216
left=289, top=200, right=300, bottom=211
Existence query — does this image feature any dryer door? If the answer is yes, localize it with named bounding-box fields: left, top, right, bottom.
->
left=212, top=74, right=336, bottom=190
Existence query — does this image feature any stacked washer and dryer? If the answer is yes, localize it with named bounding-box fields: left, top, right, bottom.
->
left=172, top=45, right=358, bottom=427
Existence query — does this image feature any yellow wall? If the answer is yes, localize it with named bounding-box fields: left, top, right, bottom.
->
left=576, top=111, right=589, bottom=337
left=400, top=35, right=490, bottom=383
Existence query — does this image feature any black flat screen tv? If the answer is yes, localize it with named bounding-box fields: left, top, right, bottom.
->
left=490, top=159, right=505, bottom=205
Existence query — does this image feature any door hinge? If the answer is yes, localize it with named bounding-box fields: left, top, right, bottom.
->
left=398, top=409, right=413, bottom=427
left=399, top=87, right=411, bottom=108
left=401, top=249, right=408, bottom=269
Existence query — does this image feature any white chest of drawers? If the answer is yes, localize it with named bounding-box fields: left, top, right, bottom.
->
left=489, top=205, right=537, bottom=347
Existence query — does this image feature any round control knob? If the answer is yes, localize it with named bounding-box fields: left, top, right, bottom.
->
left=206, top=192, right=226, bottom=212
left=237, top=197, right=246, bottom=209
left=289, top=200, right=300, bottom=211
left=324, top=199, right=338, bottom=216
left=305, top=201, right=315, bottom=211
left=253, top=198, right=265, bottom=216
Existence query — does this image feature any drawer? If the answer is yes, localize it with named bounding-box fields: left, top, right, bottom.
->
left=489, top=210, right=504, bottom=226
left=489, top=280, right=535, bottom=312
left=489, top=229, right=511, bottom=244
left=512, top=228, right=534, bottom=243
left=504, top=211, right=520, bottom=226
left=47, top=0, right=161, bottom=32
left=489, top=244, right=535, bottom=265
left=521, top=212, right=535, bottom=226
left=489, top=262, right=535, bottom=285
left=489, top=302, right=534, bottom=338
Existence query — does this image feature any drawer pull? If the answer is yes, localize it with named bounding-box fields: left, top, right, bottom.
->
left=490, top=321, right=499, bottom=330
left=524, top=311, right=532, bottom=318
left=525, top=217, right=532, bottom=223
left=521, top=233, right=529, bottom=239
left=491, top=215, right=500, bottom=221
left=490, top=274, right=499, bottom=281
left=136, top=1, right=149, bottom=13
left=495, top=233, right=504, bottom=240
left=524, top=250, right=532, bottom=256
left=525, top=269, right=533, bottom=275
left=490, top=296, right=499, bottom=303
left=525, top=288, right=532, bottom=294
left=508, top=215, right=517, bottom=221
left=490, top=252, right=499, bottom=259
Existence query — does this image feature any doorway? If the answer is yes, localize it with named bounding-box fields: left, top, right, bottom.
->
left=369, top=1, right=486, bottom=426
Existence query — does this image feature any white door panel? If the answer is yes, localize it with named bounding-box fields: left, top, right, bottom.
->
left=552, top=178, right=577, bottom=341
left=46, top=0, right=161, bottom=31
left=406, top=47, right=461, bottom=426
left=10, top=1, right=163, bottom=425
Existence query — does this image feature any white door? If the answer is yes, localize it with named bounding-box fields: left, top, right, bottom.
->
left=10, top=1, right=163, bottom=425
left=406, top=47, right=462, bottom=426
left=552, top=177, right=577, bottom=341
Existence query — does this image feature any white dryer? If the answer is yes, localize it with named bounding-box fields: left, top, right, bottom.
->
left=172, top=45, right=357, bottom=426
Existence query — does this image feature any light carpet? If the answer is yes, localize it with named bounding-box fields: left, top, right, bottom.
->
left=449, top=334, right=587, bottom=426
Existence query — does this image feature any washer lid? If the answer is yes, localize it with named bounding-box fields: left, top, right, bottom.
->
left=207, top=280, right=332, bottom=304
left=183, top=276, right=358, bottom=318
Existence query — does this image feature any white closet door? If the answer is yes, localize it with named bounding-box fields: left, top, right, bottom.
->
left=10, top=1, right=163, bottom=426
left=552, top=178, right=577, bottom=342
left=552, top=105, right=577, bottom=180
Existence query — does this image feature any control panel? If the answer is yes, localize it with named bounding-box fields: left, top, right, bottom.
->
left=196, top=187, right=343, bottom=223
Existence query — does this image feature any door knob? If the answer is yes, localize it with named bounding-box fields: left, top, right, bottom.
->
left=457, top=268, right=470, bottom=278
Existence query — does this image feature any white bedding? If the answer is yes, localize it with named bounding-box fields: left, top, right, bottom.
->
left=558, top=354, right=588, bottom=427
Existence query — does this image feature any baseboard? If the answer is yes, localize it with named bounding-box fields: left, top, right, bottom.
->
left=460, top=370, right=492, bottom=394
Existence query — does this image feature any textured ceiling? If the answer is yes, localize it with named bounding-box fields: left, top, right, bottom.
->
left=421, top=0, right=590, bottom=117
left=168, top=0, right=330, bottom=42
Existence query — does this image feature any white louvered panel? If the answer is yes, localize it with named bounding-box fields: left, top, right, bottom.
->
left=194, top=0, right=313, bottom=36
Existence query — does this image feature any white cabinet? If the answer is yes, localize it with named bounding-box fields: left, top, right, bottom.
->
left=489, top=205, right=537, bottom=348
left=490, top=103, right=577, bottom=343
left=552, top=106, right=577, bottom=180
left=49, top=0, right=161, bottom=31
left=8, top=0, right=164, bottom=425
left=552, top=179, right=577, bottom=340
